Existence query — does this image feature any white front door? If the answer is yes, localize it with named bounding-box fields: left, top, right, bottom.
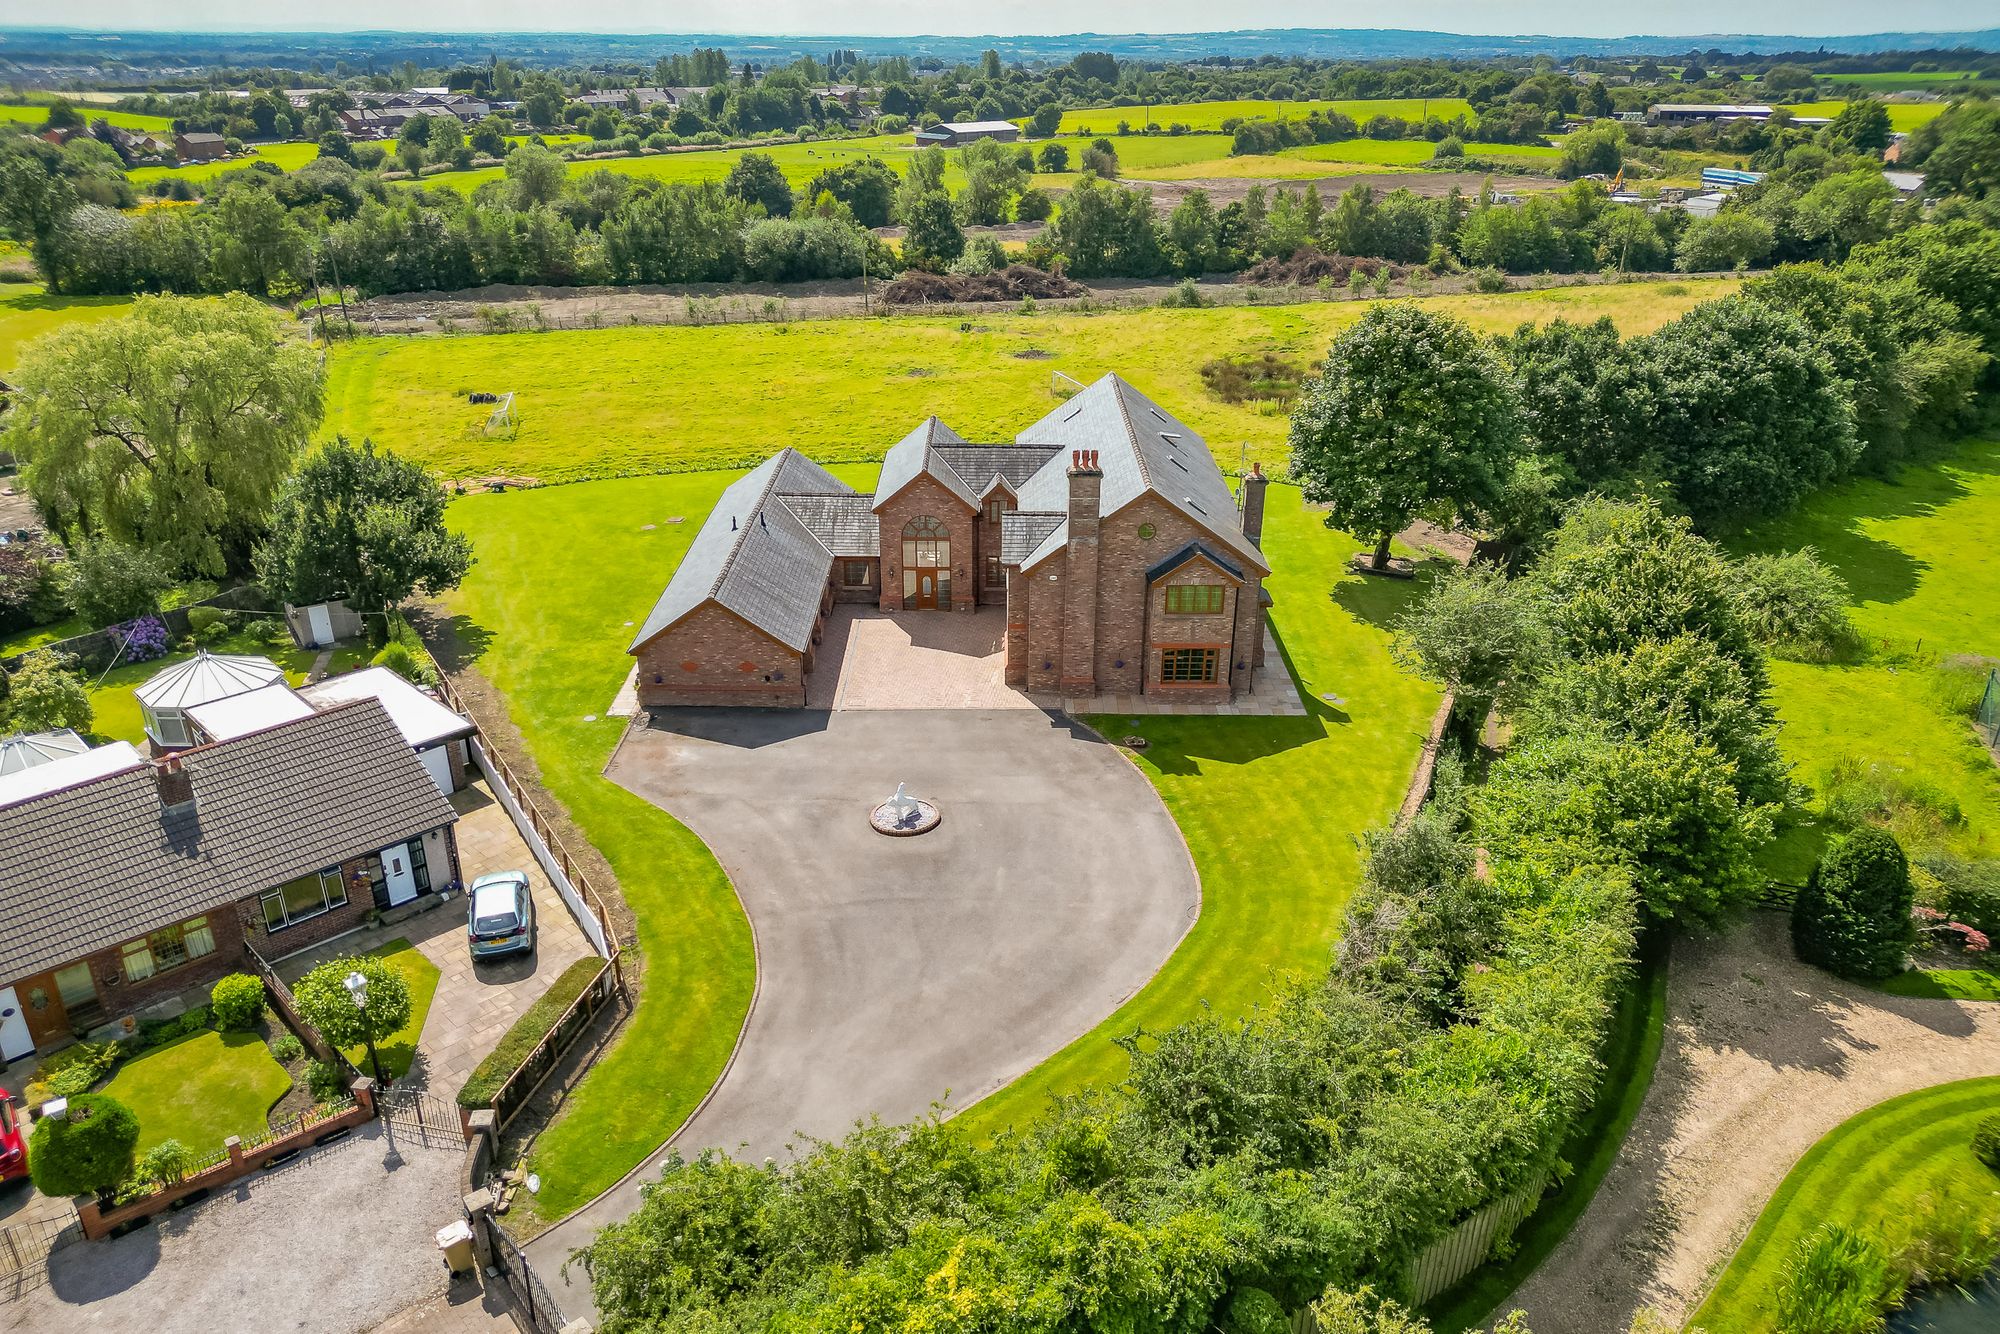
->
left=381, top=843, right=419, bottom=906
left=0, top=987, right=34, bottom=1062
left=306, top=603, right=335, bottom=647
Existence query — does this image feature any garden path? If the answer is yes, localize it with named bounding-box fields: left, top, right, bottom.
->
left=1497, top=914, right=2000, bottom=1333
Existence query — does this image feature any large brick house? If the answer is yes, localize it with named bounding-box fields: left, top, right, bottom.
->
left=0, top=699, right=459, bottom=1062
left=629, top=374, right=1271, bottom=707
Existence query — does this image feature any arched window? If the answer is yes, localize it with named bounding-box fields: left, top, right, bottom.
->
left=901, top=515, right=950, bottom=568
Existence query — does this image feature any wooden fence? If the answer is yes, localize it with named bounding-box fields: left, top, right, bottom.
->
left=1406, top=1171, right=1551, bottom=1308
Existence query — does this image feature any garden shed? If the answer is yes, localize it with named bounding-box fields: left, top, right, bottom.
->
left=135, top=651, right=284, bottom=750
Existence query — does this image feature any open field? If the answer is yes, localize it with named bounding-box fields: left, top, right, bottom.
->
left=421, top=131, right=977, bottom=195
left=1814, top=70, right=1997, bottom=93
left=0, top=101, right=175, bottom=133
left=322, top=278, right=1737, bottom=484
left=0, top=283, right=136, bottom=371
left=1778, top=99, right=1946, bottom=131
left=1735, top=438, right=2000, bottom=863
left=128, top=140, right=320, bottom=184
left=1056, top=97, right=1475, bottom=134
left=1689, top=1077, right=2000, bottom=1334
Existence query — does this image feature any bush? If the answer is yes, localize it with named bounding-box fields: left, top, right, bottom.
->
left=209, top=973, right=266, bottom=1032
left=1896, top=1190, right=2000, bottom=1287
left=459, top=958, right=603, bottom=1107
left=133, top=1138, right=193, bottom=1190
left=4, top=650, right=92, bottom=735
left=1167, top=277, right=1204, bottom=308
left=1471, top=266, right=1511, bottom=293
left=1793, top=828, right=1918, bottom=980
left=25, top=1041, right=119, bottom=1111
left=117, top=613, right=171, bottom=662
left=244, top=616, right=287, bottom=644
left=1774, top=1224, right=1902, bottom=1334
left=185, top=605, right=227, bottom=637
left=269, top=1033, right=305, bottom=1064
left=58, top=541, right=174, bottom=626
left=1918, top=855, right=2000, bottom=937
left=1976, top=1114, right=2000, bottom=1172
left=28, top=1093, right=141, bottom=1198
left=126, top=1003, right=213, bottom=1053
left=1218, top=1286, right=1289, bottom=1334
left=1732, top=549, right=1856, bottom=659
left=371, top=641, right=435, bottom=686
left=1432, top=135, right=1466, bottom=160
left=1818, top=757, right=1966, bottom=848
left=305, top=1059, right=347, bottom=1102
left=1014, top=186, right=1053, bottom=221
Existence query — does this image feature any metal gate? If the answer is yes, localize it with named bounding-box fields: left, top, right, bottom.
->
left=488, top=1216, right=574, bottom=1334
left=379, top=1086, right=463, bottom=1143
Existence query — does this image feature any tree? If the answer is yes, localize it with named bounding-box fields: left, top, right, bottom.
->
left=1906, top=102, right=2000, bottom=201
left=1825, top=99, right=1892, bottom=154
left=1792, top=169, right=1897, bottom=261
left=293, top=953, right=413, bottom=1084
left=1030, top=104, right=1062, bottom=138
left=1675, top=211, right=1775, bottom=272
left=505, top=143, right=566, bottom=208
left=1288, top=305, right=1520, bottom=569
left=1558, top=126, right=1622, bottom=179
left=1071, top=52, right=1119, bottom=84
left=1392, top=561, right=1548, bottom=727
left=723, top=152, right=794, bottom=217
left=898, top=190, right=964, bottom=271
left=0, top=296, right=322, bottom=576
left=5, top=650, right=92, bottom=735
left=1494, top=316, right=1630, bottom=488
left=1037, top=141, right=1069, bottom=173
left=959, top=138, right=1026, bottom=226
left=1614, top=297, right=1859, bottom=525
left=28, top=1093, right=140, bottom=1198
left=801, top=158, right=898, bottom=229
left=58, top=540, right=173, bottom=626
left=1166, top=190, right=1222, bottom=276
left=1793, top=829, right=1917, bottom=979
left=256, top=437, right=473, bottom=617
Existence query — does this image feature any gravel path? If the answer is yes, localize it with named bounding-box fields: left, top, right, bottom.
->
left=8, top=1121, right=464, bottom=1334
left=1499, top=914, right=2000, bottom=1333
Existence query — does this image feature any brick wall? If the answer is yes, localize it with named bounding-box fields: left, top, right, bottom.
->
left=974, top=489, right=1014, bottom=607
left=240, top=856, right=375, bottom=961
left=67, top=910, right=250, bottom=1024
left=633, top=602, right=805, bottom=708
left=831, top=556, right=880, bottom=604
left=875, top=475, right=976, bottom=613
left=1149, top=554, right=1243, bottom=705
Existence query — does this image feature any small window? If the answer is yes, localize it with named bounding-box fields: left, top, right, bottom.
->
left=843, top=560, right=873, bottom=587
left=985, top=499, right=1006, bottom=523
left=1164, top=585, right=1226, bottom=616
left=1159, top=647, right=1219, bottom=684
left=122, top=940, right=156, bottom=984
left=984, top=556, right=1005, bottom=588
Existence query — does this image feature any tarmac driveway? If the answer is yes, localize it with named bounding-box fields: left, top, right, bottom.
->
left=526, top=707, right=1200, bottom=1318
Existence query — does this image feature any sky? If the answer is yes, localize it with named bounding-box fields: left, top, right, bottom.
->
left=33, top=1, right=2000, bottom=39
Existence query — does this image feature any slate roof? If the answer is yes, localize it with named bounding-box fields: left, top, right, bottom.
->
left=0, top=699, right=456, bottom=983
left=933, top=443, right=1063, bottom=496
left=628, top=449, right=856, bottom=655
left=1000, top=512, right=1066, bottom=565
left=1009, top=375, right=1270, bottom=575
left=777, top=493, right=880, bottom=557
left=873, top=417, right=978, bottom=510
left=1145, top=540, right=1246, bottom=584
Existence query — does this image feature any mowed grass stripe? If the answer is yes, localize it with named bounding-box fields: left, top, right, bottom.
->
left=1056, top=97, right=1475, bottom=134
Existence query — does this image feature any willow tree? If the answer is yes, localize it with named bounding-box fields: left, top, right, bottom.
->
left=0, top=294, right=324, bottom=575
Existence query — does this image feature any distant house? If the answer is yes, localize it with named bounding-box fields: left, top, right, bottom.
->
left=915, top=120, right=1021, bottom=147
left=575, top=87, right=678, bottom=111
left=1648, top=103, right=1773, bottom=125
left=0, top=700, right=460, bottom=1062
left=174, top=131, right=227, bottom=162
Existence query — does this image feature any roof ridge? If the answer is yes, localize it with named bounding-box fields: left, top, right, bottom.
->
left=1107, top=376, right=1152, bottom=488
left=708, top=450, right=793, bottom=601
left=770, top=492, right=839, bottom=560
left=928, top=447, right=975, bottom=497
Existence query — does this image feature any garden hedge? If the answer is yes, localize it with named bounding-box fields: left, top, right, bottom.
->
left=459, top=957, right=605, bottom=1109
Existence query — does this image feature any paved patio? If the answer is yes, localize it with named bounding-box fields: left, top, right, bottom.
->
left=806, top=604, right=1030, bottom=709
left=276, top=778, right=596, bottom=1096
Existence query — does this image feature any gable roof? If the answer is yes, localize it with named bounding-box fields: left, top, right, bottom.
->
left=302, top=667, right=477, bottom=750
left=777, top=493, right=880, bottom=557
left=0, top=699, right=456, bottom=983
left=1009, top=375, right=1269, bottom=575
left=1000, top=511, right=1066, bottom=565
left=1146, top=540, right=1246, bottom=584
left=628, top=449, right=854, bottom=655
left=932, top=443, right=1063, bottom=498
left=873, top=417, right=979, bottom=511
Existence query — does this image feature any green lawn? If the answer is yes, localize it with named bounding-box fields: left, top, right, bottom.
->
left=85, top=629, right=318, bottom=747
left=345, top=938, right=440, bottom=1080
left=1880, top=967, right=2000, bottom=1002
left=954, top=484, right=1441, bottom=1137
left=1778, top=99, right=1946, bottom=131
left=322, top=279, right=1736, bottom=485
left=128, top=141, right=320, bottom=185
left=0, top=283, right=135, bottom=372
left=1690, top=1078, right=2000, bottom=1333
left=0, top=101, right=176, bottom=133
left=1056, top=98, right=1475, bottom=135
left=0, top=616, right=87, bottom=658
left=1735, top=438, right=2000, bottom=862
left=101, top=1028, right=294, bottom=1154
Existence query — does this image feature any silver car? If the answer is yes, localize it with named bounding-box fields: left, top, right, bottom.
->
left=467, top=871, right=536, bottom=960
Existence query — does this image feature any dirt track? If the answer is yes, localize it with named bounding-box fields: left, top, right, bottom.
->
left=1497, top=915, right=2000, bottom=1332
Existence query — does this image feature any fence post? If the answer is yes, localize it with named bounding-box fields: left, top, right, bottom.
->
left=352, top=1076, right=377, bottom=1118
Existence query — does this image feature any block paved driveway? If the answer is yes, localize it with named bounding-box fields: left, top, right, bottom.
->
left=526, top=707, right=1200, bottom=1321
left=279, top=778, right=596, bottom=1096
left=807, top=604, right=1033, bottom=709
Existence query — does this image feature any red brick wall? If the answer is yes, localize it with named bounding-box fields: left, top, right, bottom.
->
left=974, top=490, right=1014, bottom=607
left=240, top=856, right=375, bottom=962
left=633, top=603, right=806, bottom=707
left=875, top=475, right=975, bottom=613
left=1059, top=468, right=1101, bottom=693
left=1149, top=554, right=1242, bottom=704
left=62, top=911, right=250, bottom=1025
left=831, top=557, right=880, bottom=603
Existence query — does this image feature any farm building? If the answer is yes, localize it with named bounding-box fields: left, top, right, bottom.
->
left=914, top=120, right=1022, bottom=146
left=1647, top=103, right=1774, bottom=124
left=174, top=131, right=227, bottom=162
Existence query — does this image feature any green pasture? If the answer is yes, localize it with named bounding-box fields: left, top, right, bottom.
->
left=1779, top=99, right=1945, bottom=131
left=321, top=278, right=1735, bottom=485
left=0, top=101, right=175, bottom=133
left=128, top=140, right=320, bottom=184
left=1055, top=97, right=1475, bottom=135
left=0, top=283, right=135, bottom=372
left=1814, top=70, right=1997, bottom=92
left=421, top=132, right=974, bottom=195
left=1690, top=1078, right=2000, bottom=1333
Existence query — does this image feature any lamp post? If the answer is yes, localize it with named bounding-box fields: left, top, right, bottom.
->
left=343, top=970, right=386, bottom=1087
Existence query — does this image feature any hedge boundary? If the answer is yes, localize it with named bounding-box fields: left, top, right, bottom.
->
left=458, top=957, right=602, bottom=1109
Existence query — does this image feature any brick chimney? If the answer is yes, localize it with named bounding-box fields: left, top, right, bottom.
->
left=1060, top=450, right=1102, bottom=694
left=1239, top=461, right=1268, bottom=548
left=154, top=753, right=195, bottom=812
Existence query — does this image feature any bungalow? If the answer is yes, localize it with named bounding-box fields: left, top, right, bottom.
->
left=0, top=699, right=459, bottom=1062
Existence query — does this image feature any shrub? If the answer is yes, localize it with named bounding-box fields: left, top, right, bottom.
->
left=269, top=1033, right=305, bottom=1064
left=1896, top=1190, right=2000, bottom=1286
left=28, top=1093, right=141, bottom=1198
left=25, top=1041, right=119, bottom=1111
left=1015, top=186, right=1053, bottom=221
left=1472, top=266, right=1510, bottom=292
left=185, top=605, right=227, bottom=636
left=58, top=541, right=173, bottom=626
left=125, top=1003, right=214, bottom=1053
left=4, top=650, right=91, bottom=735
left=1918, top=855, right=2000, bottom=937
left=1168, top=277, right=1204, bottom=308
left=134, top=1138, right=193, bottom=1190
left=1219, top=1286, right=1289, bottom=1334
left=305, top=1059, right=347, bottom=1102
left=1774, top=1223, right=1902, bottom=1334
left=371, top=641, right=435, bottom=685
left=459, top=958, right=603, bottom=1107
left=1732, top=548, right=1855, bottom=659
left=1818, top=756, right=1965, bottom=848
left=118, top=613, right=172, bottom=661
left=244, top=616, right=287, bottom=644
left=1432, top=135, right=1466, bottom=160
left=1976, top=1113, right=2000, bottom=1173
left=209, top=973, right=266, bottom=1032
left=1793, top=828, right=1918, bottom=980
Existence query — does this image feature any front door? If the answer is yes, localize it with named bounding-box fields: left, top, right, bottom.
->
left=306, top=603, right=335, bottom=646
left=911, top=568, right=937, bottom=610
left=382, top=843, right=419, bottom=906
left=15, top=972, right=71, bottom=1049
left=0, top=988, right=33, bottom=1063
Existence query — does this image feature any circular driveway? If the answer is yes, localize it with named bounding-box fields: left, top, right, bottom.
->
left=526, top=707, right=1198, bottom=1316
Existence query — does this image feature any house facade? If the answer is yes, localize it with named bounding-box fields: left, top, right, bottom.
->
left=0, top=699, right=460, bottom=1062
left=628, top=375, right=1270, bottom=708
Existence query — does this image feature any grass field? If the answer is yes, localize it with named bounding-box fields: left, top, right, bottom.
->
left=422, top=132, right=978, bottom=196
left=1689, top=1078, right=2000, bottom=1333
left=1736, top=438, right=2000, bottom=863
left=84, top=629, right=318, bottom=747
left=128, top=140, right=320, bottom=185
left=322, top=278, right=1737, bottom=484
left=1779, top=99, right=1946, bottom=131
left=1815, top=70, right=1997, bottom=93
left=0, top=101, right=175, bottom=133
left=1055, top=98, right=1475, bottom=135
left=101, top=1029, right=294, bottom=1154
left=0, top=283, right=135, bottom=372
